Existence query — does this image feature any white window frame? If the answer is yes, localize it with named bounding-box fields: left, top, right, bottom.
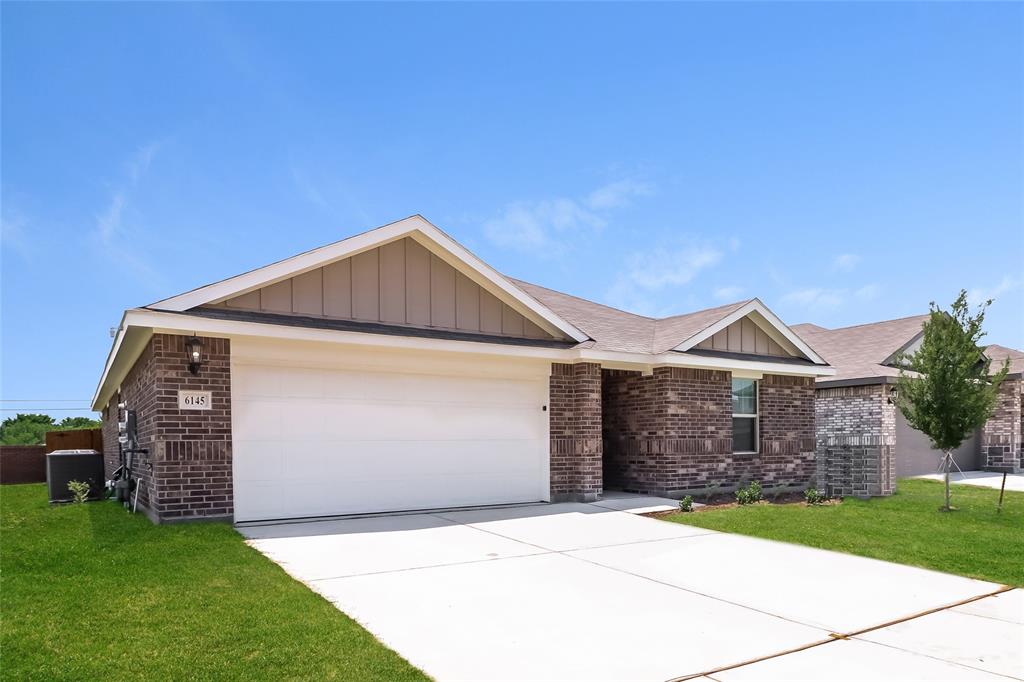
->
left=732, top=378, right=759, bottom=454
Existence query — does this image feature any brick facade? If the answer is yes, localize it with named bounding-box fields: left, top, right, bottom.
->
left=602, top=368, right=815, bottom=497
left=814, top=384, right=896, bottom=498
left=549, top=362, right=602, bottom=501
left=101, top=334, right=232, bottom=522
left=981, top=376, right=1023, bottom=473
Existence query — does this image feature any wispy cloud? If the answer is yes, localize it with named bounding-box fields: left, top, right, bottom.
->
left=1, top=211, right=33, bottom=261
left=713, top=285, right=745, bottom=301
left=781, top=283, right=880, bottom=310
left=484, top=179, right=653, bottom=254
left=967, top=275, right=1021, bottom=307
left=606, top=240, right=723, bottom=315
left=585, top=179, right=653, bottom=210
left=90, top=141, right=167, bottom=284
left=832, top=253, right=861, bottom=272
left=289, top=165, right=329, bottom=210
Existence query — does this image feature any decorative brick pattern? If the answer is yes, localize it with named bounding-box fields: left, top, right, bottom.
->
left=602, top=369, right=815, bottom=496
left=981, top=377, right=1022, bottom=473
left=549, top=362, right=602, bottom=501
left=101, top=334, right=232, bottom=522
left=814, top=384, right=896, bottom=497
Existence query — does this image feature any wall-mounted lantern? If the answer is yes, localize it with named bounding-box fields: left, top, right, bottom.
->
left=185, top=336, right=204, bottom=375
left=887, top=386, right=899, bottom=405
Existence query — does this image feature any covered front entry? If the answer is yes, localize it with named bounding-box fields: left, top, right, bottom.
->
left=231, top=339, right=550, bottom=522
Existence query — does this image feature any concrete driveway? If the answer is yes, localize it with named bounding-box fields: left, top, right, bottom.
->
left=240, top=497, right=1022, bottom=681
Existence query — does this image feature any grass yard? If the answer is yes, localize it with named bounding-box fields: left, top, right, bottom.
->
left=662, top=478, right=1024, bottom=587
left=0, top=484, right=428, bottom=681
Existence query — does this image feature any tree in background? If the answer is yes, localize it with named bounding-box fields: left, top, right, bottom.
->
left=0, top=414, right=56, bottom=445
left=56, top=416, right=102, bottom=431
left=896, top=291, right=1009, bottom=511
left=0, top=414, right=102, bottom=445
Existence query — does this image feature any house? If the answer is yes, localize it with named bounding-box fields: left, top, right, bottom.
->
left=792, top=318, right=1024, bottom=498
left=92, top=215, right=834, bottom=524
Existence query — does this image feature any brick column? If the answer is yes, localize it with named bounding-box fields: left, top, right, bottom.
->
left=100, top=334, right=233, bottom=523
left=814, top=383, right=896, bottom=498
left=549, top=362, right=602, bottom=502
left=981, top=377, right=1022, bottom=473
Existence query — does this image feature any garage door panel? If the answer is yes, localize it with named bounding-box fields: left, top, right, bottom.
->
left=233, top=401, right=282, bottom=441
left=232, top=362, right=549, bottom=522
left=314, top=369, right=542, bottom=406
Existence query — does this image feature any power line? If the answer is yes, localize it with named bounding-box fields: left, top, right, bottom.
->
left=1, top=408, right=97, bottom=412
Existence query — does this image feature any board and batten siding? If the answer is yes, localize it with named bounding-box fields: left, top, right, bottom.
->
left=209, top=237, right=559, bottom=340
left=695, top=317, right=792, bottom=357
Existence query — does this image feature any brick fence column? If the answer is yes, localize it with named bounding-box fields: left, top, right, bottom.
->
left=981, top=377, right=1022, bottom=473
left=549, top=362, right=602, bottom=502
left=815, top=383, right=896, bottom=498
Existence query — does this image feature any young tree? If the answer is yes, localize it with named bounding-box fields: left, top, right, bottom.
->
left=896, top=291, right=1009, bottom=511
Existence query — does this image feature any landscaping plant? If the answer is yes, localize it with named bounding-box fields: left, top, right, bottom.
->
left=804, top=488, right=827, bottom=506
left=735, top=481, right=762, bottom=505
left=678, top=495, right=694, bottom=512
left=66, top=480, right=90, bottom=504
left=895, top=291, right=1009, bottom=512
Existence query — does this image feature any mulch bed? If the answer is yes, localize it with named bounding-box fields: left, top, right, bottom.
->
left=643, top=493, right=842, bottom=518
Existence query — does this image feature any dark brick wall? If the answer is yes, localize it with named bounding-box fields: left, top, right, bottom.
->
left=814, top=384, right=896, bottom=497
left=550, top=362, right=602, bottom=501
left=601, top=368, right=815, bottom=496
left=100, top=334, right=232, bottom=522
left=981, top=377, right=1022, bottom=473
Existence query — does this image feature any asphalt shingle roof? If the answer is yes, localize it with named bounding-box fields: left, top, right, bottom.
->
left=791, top=316, right=1024, bottom=383
left=790, top=316, right=928, bottom=383
left=511, top=278, right=756, bottom=355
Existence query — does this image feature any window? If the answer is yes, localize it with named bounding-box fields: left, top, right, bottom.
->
left=732, top=378, right=758, bottom=453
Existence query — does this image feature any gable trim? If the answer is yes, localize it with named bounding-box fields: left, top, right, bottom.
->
left=671, top=299, right=828, bottom=365
left=146, top=215, right=589, bottom=343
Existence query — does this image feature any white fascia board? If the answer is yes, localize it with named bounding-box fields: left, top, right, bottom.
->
left=146, top=215, right=588, bottom=344
left=671, top=299, right=829, bottom=365
left=578, top=348, right=836, bottom=378
left=90, top=317, right=154, bottom=411
left=93, top=308, right=836, bottom=409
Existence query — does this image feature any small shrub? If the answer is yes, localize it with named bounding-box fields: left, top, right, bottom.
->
left=67, top=480, right=91, bottom=504
left=678, top=495, right=694, bottom=513
left=736, top=481, right=763, bottom=505
left=804, top=488, right=827, bottom=505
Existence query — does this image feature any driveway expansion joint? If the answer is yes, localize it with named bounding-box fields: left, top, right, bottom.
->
left=663, top=585, right=1018, bottom=682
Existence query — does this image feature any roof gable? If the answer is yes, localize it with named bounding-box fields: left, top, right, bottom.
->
left=147, top=215, right=588, bottom=343
left=669, top=299, right=827, bottom=364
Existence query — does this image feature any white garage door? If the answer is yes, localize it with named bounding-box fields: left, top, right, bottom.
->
left=232, top=359, right=549, bottom=522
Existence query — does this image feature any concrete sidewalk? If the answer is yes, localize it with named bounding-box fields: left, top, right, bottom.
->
left=915, top=470, right=1024, bottom=492
left=241, top=499, right=1022, bottom=681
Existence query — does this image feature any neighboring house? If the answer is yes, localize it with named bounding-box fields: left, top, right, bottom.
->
left=792, top=318, right=1024, bottom=498
left=92, top=215, right=834, bottom=524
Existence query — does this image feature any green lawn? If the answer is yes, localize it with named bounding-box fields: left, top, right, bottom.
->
left=1, top=484, right=428, bottom=681
left=662, top=478, right=1024, bottom=586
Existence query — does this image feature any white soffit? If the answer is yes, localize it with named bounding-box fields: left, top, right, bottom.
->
left=672, top=299, right=828, bottom=365
left=146, top=215, right=589, bottom=344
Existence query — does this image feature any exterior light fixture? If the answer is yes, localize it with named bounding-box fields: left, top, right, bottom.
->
left=888, top=386, right=898, bottom=405
left=185, top=336, right=204, bottom=375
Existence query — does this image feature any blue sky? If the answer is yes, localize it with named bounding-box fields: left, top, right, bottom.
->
left=2, top=2, right=1022, bottom=420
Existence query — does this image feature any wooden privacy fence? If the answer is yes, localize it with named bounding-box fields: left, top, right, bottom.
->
left=45, top=428, right=103, bottom=453
left=0, top=429, right=103, bottom=485
left=0, top=445, right=47, bottom=484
